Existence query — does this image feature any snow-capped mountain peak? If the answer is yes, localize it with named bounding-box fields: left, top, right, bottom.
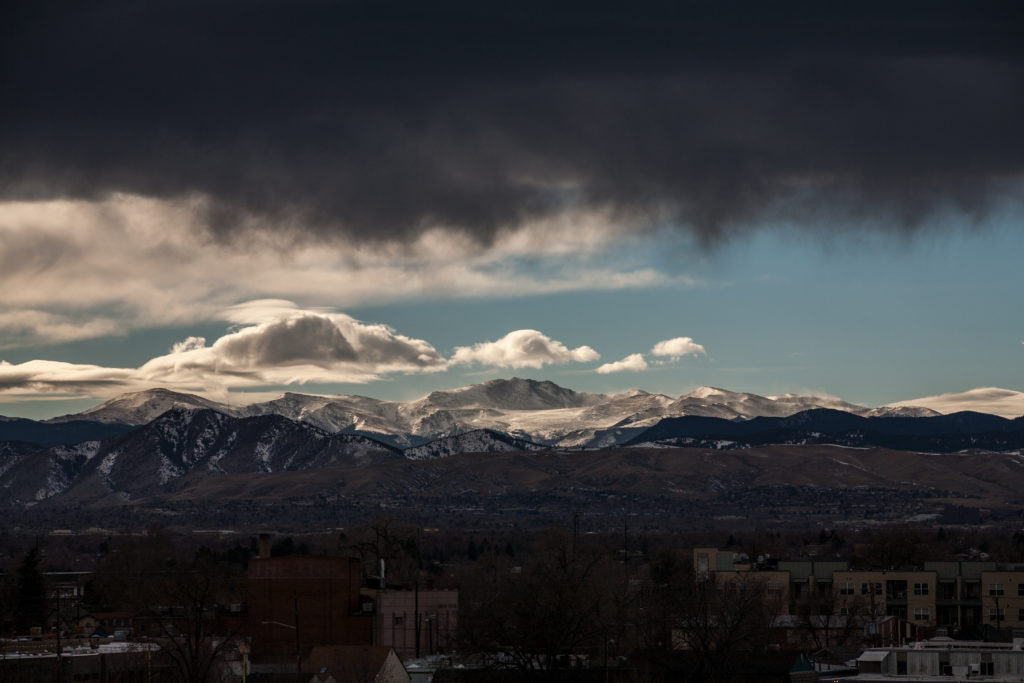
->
left=46, top=388, right=230, bottom=425
left=37, top=381, right=1024, bottom=452
left=682, top=385, right=733, bottom=401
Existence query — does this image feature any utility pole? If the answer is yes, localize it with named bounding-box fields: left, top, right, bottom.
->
left=55, top=593, right=63, bottom=683
left=994, top=595, right=1002, bottom=639
left=572, top=508, right=579, bottom=557
left=414, top=581, right=420, bottom=659
left=294, top=593, right=301, bottom=683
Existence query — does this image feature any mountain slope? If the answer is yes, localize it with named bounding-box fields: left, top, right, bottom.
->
left=2, top=408, right=401, bottom=506
left=626, top=409, right=1024, bottom=452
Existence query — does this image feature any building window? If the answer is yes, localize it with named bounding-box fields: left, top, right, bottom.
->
left=875, top=583, right=882, bottom=595
left=840, top=607, right=850, bottom=616
left=767, top=582, right=782, bottom=594
left=914, top=607, right=930, bottom=621
left=1018, top=608, right=1024, bottom=622
left=696, top=553, right=710, bottom=581
left=990, top=583, right=1005, bottom=596
left=990, top=608, right=1005, bottom=622
left=840, top=582, right=854, bottom=595
left=861, top=583, right=869, bottom=595
left=914, top=583, right=929, bottom=596
left=1018, top=583, right=1024, bottom=597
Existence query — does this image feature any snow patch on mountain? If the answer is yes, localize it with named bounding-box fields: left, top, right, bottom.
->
left=34, top=443, right=101, bottom=501
left=863, top=405, right=942, bottom=418
left=97, top=450, right=120, bottom=491
left=207, top=433, right=238, bottom=472
left=158, top=455, right=184, bottom=485
left=405, top=430, right=547, bottom=460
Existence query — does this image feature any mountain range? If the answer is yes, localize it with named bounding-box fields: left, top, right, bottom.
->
left=35, top=379, right=950, bottom=448
left=2, top=379, right=1023, bottom=512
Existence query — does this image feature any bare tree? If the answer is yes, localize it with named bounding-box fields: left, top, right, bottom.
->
left=461, top=529, right=617, bottom=676
left=795, top=589, right=867, bottom=654
left=672, top=573, right=775, bottom=682
left=139, top=549, right=245, bottom=683
left=91, top=533, right=244, bottom=683
left=859, top=526, right=923, bottom=570
left=341, top=517, right=421, bottom=587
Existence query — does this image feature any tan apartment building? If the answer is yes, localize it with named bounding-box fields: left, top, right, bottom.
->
left=981, top=571, right=1024, bottom=631
left=831, top=570, right=935, bottom=625
left=694, top=548, right=1015, bottom=632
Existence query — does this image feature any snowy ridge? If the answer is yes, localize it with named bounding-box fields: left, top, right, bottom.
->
left=48, top=388, right=227, bottom=425
left=34, top=379, right=1024, bottom=454
left=50, top=379, right=877, bottom=448
left=862, top=405, right=942, bottom=418
left=404, top=430, right=549, bottom=460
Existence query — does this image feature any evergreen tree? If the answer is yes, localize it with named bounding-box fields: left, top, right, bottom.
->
left=15, top=546, right=47, bottom=633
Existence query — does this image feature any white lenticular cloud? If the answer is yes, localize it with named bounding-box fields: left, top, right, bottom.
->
left=0, top=359, right=135, bottom=395
left=651, top=336, right=707, bottom=359
left=141, top=306, right=448, bottom=384
left=0, top=304, right=450, bottom=400
left=888, top=387, right=1024, bottom=419
left=452, top=329, right=600, bottom=369
left=596, top=353, right=648, bottom=374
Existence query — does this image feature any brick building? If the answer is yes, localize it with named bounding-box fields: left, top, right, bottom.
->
left=247, top=555, right=373, bottom=659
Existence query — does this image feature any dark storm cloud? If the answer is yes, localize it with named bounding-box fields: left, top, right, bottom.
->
left=2, top=0, right=1022, bottom=243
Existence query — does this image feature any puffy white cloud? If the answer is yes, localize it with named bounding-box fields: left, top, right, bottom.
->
left=170, top=336, right=207, bottom=354
left=651, top=336, right=707, bottom=359
left=596, top=353, right=648, bottom=374
left=452, top=329, right=599, bottom=369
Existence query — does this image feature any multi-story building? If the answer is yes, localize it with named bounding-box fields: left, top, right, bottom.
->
left=693, top=548, right=1022, bottom=634
left=830, top=570, right=936, bottom=624
left=980, top=570, right=1024, bottom=632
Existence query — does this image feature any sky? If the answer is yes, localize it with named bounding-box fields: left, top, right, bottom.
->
left=1, top=1, right=1023, bottom=420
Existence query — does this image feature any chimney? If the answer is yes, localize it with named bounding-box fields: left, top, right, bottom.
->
left=258, top=533, right=271, bottom=559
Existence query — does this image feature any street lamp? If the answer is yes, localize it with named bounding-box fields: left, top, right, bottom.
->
left=261, top=594, right=301, bottom=683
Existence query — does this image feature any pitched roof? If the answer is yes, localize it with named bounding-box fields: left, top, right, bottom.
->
left=302, top=644, right=397, bottom=679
